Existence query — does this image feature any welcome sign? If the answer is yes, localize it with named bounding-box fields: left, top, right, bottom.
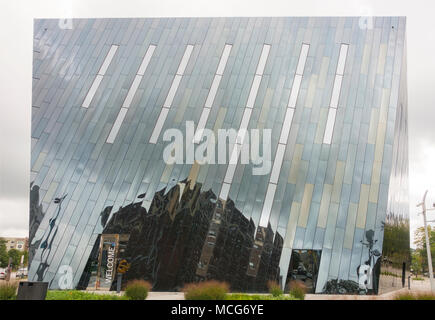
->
left=96, top=234, right=119, bottom=290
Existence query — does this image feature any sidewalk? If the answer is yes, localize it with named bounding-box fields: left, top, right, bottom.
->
left=305, top=288, right=409, bottom=300
left=305, top=278, right=432, bottom=300
left=86, top=290, right=185, bottom=300
left=147, top=292, right=185, bottom=300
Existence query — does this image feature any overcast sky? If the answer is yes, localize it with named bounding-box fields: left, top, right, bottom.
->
left=1, top=0, right=434, bottom=248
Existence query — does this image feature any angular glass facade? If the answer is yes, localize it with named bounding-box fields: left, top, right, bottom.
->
left=29, top=17, right=409, bottom=294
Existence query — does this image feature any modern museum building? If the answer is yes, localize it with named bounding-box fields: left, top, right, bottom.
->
left=28, top=17, right=410, bottom=294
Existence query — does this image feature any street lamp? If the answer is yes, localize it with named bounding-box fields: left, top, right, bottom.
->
left=416, top=190, right=435, bottom=292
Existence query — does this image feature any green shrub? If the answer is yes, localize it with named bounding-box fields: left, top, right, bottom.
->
left=124, top=280, right=152, bottom=300
left=0, top=282, right=18, bottom=300
left=413, top=277, right=424, bottom=281
left=267, top=280, right=283, bottom=297
left=288, top=280, right=307, bottom=300
left=183, top=281, right=229, bottom=300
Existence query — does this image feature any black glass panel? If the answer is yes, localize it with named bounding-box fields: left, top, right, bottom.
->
left=285, top=249, right=321, bottom=294
left=79, top=179, right=283, bottom=292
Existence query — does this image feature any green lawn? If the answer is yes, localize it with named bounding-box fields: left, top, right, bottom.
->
left=47, top=291, right=300, bottom=301
left=46, top=290, right=127, bottom=300
left=43, top=290, right=303, bottom=301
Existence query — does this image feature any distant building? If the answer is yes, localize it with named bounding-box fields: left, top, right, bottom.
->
left=1, top=237, right=28, bottom=252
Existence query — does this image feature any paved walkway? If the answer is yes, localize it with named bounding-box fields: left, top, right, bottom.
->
left=86, top=289, right=185, bottom=299
left=305, top=288, right=408, bottom=300
left=408, top=278, right=432, bottom=291
left=147, top=292, right=185, bottom=300
left=305, top=278, right=432, bottom=300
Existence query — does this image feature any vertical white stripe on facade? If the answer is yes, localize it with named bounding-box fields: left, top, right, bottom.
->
left=98, top=45, right=119, bottom=75
left=149, top=45, right=194, bottom=144
left=216, top=44, right=232, bottom=75
left=149, top=107, right=170, bottom=144
left=322, top=108, right=337, bottom=144
left=330, top=75, right=343, bottom=109
left=82, top=45, right=119, bottom=108
left=336, top=44, right=348, bottom=76
left=258, top=43, right=310, bottom=228
left=137, top=45, right=156, bottom=75
left=81, top=75, right=103, bottom=109
left=106, top=45, right=156, bottom=143
left=219, top=44, right=271, bottom=200
left=279, top=108, right=295, bottom=144
left=322, top=43, right=349, bottom=144
left=106, top=107, right=128, bottom=144
left=296, top=44, right=310, bottom=75
left=255, top=44, right=271, bottom=75
left=194, top=44, right=233, bottom=143
left=176, top=45, right=194, bottom=75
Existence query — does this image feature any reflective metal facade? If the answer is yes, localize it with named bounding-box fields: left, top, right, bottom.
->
left=29, top=17, right=409, bottom=293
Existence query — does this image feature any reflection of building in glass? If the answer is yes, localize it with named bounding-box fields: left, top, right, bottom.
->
left=29, top=17, right=409, bottom=294
left=78, top=181, right=282, bottom=291
left=1, top=237, right=28, bottom=252
left=285, top=249, right=321, bottom=293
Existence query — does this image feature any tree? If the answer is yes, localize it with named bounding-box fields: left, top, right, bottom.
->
left=411, top=249, right=424, bottom=276
left=413, top=226, right=435, bottom=273
left=0, top=240, right=8, bottom=268
left=7, top=249, right=21, bottom=270
left=414, top=226, right=433, bottom=248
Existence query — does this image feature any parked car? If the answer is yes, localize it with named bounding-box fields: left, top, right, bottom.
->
left=16, top=267, right=28, bottom=279
left=0, top=268, right=6, bottom=280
